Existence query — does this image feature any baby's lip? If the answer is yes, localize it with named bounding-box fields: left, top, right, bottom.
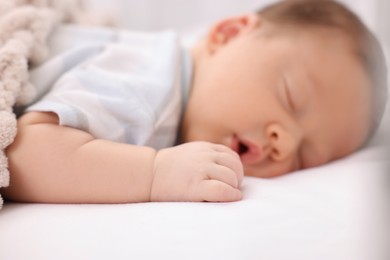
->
left=231, top=135, right=262, bottom=164
left=230, top=134, right=240, bottom=154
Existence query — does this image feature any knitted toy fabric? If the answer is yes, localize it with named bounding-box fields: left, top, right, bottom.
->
left=0, top=0, right=113, bottom=210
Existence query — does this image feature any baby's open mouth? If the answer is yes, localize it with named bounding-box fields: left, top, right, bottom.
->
left=232, top=134, right=249, bottom=155
left=231, top=134, right=261, bottom=164
left=238, top=141, right=249, bottom=155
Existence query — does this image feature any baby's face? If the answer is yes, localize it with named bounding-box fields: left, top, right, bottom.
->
left=181, top=20, right=372, bottom=178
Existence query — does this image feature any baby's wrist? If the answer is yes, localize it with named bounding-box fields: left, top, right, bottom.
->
left=149, top=148, right=164, bottom=202
left=133, top=146, right=158, bottom=202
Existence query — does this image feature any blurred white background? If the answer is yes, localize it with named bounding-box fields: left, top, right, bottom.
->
left=84, top=0, right=389, bottom=49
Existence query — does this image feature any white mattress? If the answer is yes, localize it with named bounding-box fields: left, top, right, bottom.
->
left=0, top=139, right=388, bottom=260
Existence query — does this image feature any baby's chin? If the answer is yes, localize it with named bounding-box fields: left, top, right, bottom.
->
left=243, top=165, right=293, bottom=178
left=245, top=171, right=287, bottom=179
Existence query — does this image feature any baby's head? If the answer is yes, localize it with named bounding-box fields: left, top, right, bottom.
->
left=181, top=0, right=388, bottom=177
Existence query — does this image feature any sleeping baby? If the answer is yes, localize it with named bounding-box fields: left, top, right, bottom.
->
left=3, top=0, right=387, bottom=203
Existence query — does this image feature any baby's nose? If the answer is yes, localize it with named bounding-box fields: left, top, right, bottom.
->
left=266, top=123, right=302, bottom=162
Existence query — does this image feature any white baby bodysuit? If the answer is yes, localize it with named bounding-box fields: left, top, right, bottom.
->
left=27, top=25, right=192, bottom=150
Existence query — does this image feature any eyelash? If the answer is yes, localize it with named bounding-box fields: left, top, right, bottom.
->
left=284, top=76, right=295, bottom=111
left=285, top=85, right=295, bottom=112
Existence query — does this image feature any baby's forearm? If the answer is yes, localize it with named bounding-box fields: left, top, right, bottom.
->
left=3, top=112, right=157, bottom=203
left=4, top=112, right=244, bottom=204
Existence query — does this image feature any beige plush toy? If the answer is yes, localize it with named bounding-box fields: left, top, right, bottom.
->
left=0, top=0, right=114, bottom=210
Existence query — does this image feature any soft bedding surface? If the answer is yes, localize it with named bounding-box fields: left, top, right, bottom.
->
left=0, top=141, right=388, bottom=260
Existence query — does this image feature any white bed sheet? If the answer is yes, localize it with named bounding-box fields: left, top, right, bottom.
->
left=0, top=140, right=388, bottom=260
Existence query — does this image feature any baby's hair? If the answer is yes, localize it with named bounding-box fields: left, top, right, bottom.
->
left=257, top=0, right=388, bottom=140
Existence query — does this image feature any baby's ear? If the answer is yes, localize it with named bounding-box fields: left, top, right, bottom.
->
left=206, top=14, right=261, bottom=53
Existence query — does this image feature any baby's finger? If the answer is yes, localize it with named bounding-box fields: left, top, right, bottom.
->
left=207, top=164, right=240, bottom=188
left=199, top=180, right=242, bottom=202
left=212, top=143, right=240, bottom=159
left=214, top=152, right=244, bottom=186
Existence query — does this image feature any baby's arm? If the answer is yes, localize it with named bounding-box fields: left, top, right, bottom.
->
left=3, top=112, right=243, bottom=203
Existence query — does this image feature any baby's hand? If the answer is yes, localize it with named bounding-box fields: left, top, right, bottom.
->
left=151, top=142, right=244, bottom=202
